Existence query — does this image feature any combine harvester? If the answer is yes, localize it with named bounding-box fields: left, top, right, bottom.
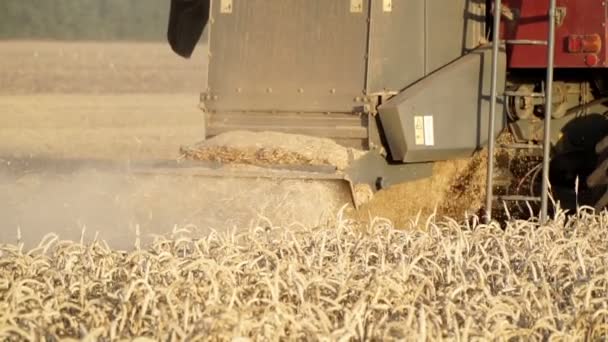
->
left=165, top=0, right=608, bottom=223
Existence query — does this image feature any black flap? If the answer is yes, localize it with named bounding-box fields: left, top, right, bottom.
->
left=167, top=0, right=210, bottom=58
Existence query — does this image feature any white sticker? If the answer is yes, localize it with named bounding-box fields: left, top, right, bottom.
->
left=423, top=115, right=435, bottom=146
left=220, top=0, right=233, bottom=13
left=414, top=116, right=425, bottom=145
left=350, top=0, right=363, bottom=13
left=383, top=0, right=393, bottom=12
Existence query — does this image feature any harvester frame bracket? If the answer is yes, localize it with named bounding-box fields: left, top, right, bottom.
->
left=344, top=151, right=434, bottom=193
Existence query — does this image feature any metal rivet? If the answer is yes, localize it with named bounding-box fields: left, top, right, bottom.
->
left=330, top=88, right=336, bottom=94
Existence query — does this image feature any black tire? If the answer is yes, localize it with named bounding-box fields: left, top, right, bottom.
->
left=586, top=135, right=608, bottom=210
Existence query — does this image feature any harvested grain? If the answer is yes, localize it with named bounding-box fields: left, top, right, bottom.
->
left=351, top=155, right=488, bottom=226
left=180, top=131, right=366, bottom=170
left=351, top=132, right=537, bottom=226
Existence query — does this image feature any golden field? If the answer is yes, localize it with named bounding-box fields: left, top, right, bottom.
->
left=1, top=209, right=607, bottom=340
left=0, top=41, right=607, bottom=341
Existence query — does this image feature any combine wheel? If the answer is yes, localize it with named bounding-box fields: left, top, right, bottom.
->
left=586, top=135, right=608, bottom=210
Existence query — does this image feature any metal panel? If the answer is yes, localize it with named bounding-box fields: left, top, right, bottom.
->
left=205, top=0, right=370, bottom=113
left=367, top=0, right=485, bottom=94
left=366, top=0, right=425, bottom=94
left=206, top=111, right=369, bottom=148
left=426, top=0, right=486, bottom=74
left=501, top=0, right=608, bottom=68
left=378, top=46, right=506, bottom=163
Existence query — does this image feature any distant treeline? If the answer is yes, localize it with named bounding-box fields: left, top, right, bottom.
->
left=0, top=0, right=174, bottom=41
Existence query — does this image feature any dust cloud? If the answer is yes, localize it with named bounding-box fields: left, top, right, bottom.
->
left=0, top=158, right=350, bottom=250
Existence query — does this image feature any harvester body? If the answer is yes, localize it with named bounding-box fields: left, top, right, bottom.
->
left=200, top=0, right=504, bottom=160
left=168, top=0, right=608, bottom=213
left=501, top=0, right=607, bottom=69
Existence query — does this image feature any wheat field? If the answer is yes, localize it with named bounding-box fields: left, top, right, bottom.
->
left=1, top=41, right=607, bottom=341
left=1, top=206, right=607, bottom=341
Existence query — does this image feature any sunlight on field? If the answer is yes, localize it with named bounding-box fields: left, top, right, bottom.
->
left=1, top=209, right=607, bottom=340
left=1, top=40, right=607, bottom=341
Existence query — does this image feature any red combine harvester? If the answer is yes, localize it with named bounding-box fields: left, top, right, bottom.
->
left=167, top=0, right=608, bottom=222
left=502, top=1, right=606, bottom=69
left=489, top=0, right=608, bottom=220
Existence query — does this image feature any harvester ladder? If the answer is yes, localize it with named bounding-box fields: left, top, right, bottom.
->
left=485, top=0, right=558, bottom=223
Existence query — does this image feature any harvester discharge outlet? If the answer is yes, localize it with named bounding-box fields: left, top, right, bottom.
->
left=378, top=45, right=507, bottom=163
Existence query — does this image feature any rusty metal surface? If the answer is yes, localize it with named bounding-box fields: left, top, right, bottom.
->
left=205, top=0, right=369, bottom=113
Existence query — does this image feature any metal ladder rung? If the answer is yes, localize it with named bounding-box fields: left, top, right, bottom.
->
left=495, top=195, right=541, bottom=202
left=505, top=39, right=548, bottom=46
left=503, top=90, right=545, bottom=98
left=499, top=143, right=543, bottom=150
left=486, top=0, right=557, bottom=223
